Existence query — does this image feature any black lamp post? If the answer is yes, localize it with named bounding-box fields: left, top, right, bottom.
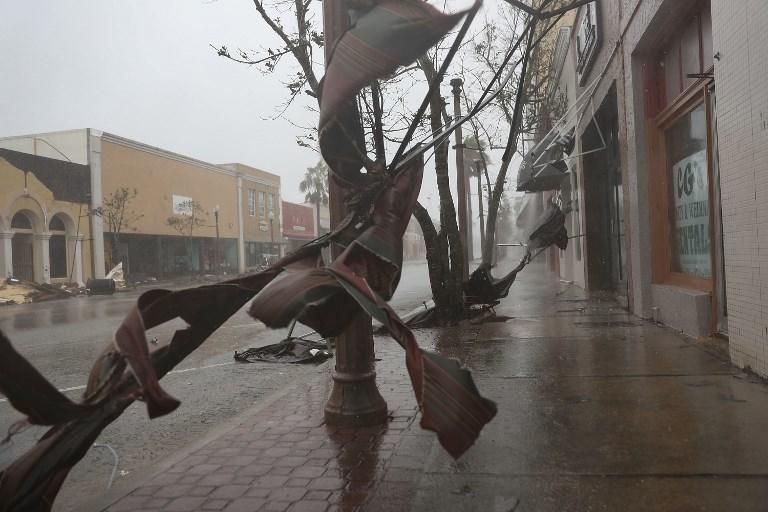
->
left=214, top=205, right=220, bottom=273
left=268, top=210, right=275, bottom=260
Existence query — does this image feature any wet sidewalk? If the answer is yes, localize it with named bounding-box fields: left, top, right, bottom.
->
left=87, top=268, right=768, bottom=511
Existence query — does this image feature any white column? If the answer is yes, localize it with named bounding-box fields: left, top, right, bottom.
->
left=0, top=232, right=13, bottom=279
left=34, top=233, right=51, bottom=283
left=68, top=234, right=85, bottom=286
left=89, top=130, right=106, bottom=278
left=236, top=174, right=246, bottom=272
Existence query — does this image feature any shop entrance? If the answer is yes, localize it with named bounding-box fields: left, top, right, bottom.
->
left=11, top=211, right=35, bottom=281
left=582, top=86, right=626, bottom=299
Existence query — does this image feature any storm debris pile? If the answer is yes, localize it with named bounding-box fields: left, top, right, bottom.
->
left=0, top=277, right=78, bottom=305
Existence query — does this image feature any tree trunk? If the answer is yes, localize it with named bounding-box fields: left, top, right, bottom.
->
left=423, top=66, right=464, bottom=321
left=482, top=23, right=537, bottom=266
left=412, top=203, right=451, bottom=313
left=415, top=55, right=465, bottom=323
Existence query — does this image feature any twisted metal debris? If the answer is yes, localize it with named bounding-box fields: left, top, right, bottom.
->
left=0, top=1, right=496, bottom=509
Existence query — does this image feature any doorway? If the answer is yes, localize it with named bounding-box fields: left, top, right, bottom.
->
left=582, top=86, right=626, bottom=299
left=48, top=214, right=68, bottom=279
left=11, top=211, right=35, bottom=281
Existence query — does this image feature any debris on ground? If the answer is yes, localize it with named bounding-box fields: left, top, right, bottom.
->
left=105, top=262, right=126, bottom=289
left=0, top=277, right=79, bottom=304
left=451, top=484, right=473, bottom=495
left=234, top=338, right=332, bottom=364
left=86, top=278, right=116, bottom=295
left=235, top=321, right=332, bottom=364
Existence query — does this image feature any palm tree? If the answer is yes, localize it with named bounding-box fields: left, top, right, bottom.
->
left=463, top=134, right=492, bottom=175
left=299, top=160, right=329, bottom=235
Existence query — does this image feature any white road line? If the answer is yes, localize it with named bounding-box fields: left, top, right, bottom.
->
left=168, top=362, right=234, bottom=374
left=0, top=362, right=235, bottom=403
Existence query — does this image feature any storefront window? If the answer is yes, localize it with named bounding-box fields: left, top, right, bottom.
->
left=665, top=103, right=710, bottom=277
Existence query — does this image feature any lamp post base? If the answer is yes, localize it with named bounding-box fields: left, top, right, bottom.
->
left=325, top=369, right=388, bottom=427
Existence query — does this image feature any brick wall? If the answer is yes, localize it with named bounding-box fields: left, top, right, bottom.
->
left=712, top=0, right=768, bottom=375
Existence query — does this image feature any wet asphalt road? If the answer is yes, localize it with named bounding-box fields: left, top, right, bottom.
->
left=0, top=260, right=432, bottom=511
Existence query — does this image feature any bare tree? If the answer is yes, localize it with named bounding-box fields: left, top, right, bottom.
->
left=166, top=200, right=208, bottom=273
left=462, top=4, right=569, bottom=265
left=215, top=0, right=471, bottom=324
left=92, top=187, right=143, bottom=271
left=215, top=0, right=578, bottom=319
left=211, top=0, right=323, bottom=148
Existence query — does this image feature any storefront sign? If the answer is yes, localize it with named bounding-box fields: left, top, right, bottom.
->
left=671, top=150, right=710, bottom=276
left=172, top=195, right=193, bottom=216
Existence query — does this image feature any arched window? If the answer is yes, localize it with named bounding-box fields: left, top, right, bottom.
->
left=48, top=215, right=68, bottom=279
left=11, top=212, right=32, bottom=230
left=49, top=215, right=66, bottom=232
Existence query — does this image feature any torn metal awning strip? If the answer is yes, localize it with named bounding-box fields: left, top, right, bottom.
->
left=516, top=77, right=606, bottom=192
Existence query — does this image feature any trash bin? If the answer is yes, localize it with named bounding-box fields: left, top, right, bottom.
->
left=87, top=278, right=116, bottom=295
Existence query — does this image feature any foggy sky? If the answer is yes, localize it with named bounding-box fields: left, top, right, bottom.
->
left=1, top=0, right=514, bottom=250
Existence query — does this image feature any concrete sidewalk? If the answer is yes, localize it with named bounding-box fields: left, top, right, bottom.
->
left=85, top=268, right=768, bottom=511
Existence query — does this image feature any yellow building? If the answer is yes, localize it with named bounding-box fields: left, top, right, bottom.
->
left=0, top=129, right=282, bottom=284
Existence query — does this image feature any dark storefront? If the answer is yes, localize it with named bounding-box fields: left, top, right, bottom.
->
left=581, top=85, right=626, bottom=298
left=282, top=201, right=316, bottom=254
left=109, top=233, right=238, bottom=279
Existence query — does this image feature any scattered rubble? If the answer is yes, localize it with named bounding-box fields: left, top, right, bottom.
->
left=234, top=339, right=332, bottom=364
left=0, top=277, right=80, bottom=305
left=235, top=325, right=332, bottom=364
left=105, top=262, right=126, bottom=289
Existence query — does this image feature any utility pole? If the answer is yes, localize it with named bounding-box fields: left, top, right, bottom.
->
left=451, top=78, right=470, bottom=279
left=475, top=160, right=485, bottom=251
left=322, top=0, right=387, bottom=427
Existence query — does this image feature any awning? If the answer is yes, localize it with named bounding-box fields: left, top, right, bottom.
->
left=516, top=127, right=574, bottom=192
left=516, top=75, right=606, bottom=193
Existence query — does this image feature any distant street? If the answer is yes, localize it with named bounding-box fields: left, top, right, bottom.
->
left=0, top=260, right=432, bottom=511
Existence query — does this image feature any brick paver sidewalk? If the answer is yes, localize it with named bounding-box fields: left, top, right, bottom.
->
left=94, top=334, right=440, bottom=512
left=85, top=269, right=768, bottom=512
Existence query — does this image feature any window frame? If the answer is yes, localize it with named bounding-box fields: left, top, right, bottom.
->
left=648, top=80, right=716, bottom=292
left=247, top=189, right=256, bottom=217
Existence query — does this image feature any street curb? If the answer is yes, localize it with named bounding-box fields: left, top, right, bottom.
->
left=79, top=361, right=331, bottom=512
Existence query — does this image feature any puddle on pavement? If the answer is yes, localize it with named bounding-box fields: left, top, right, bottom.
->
left=573, top=320, right=643, bottom=328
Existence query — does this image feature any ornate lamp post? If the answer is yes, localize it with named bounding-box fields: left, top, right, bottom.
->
left=322, top=0, right=388, bottom=427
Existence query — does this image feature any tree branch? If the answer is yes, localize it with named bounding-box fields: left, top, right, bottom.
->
left=251, top=0, right=320, bottom=94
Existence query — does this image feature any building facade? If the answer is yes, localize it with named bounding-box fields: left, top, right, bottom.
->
left=282, top=201, right=316, bottom=253
left=538, top=0, right=768, bottom=376
left=0, top=129, right=283, bottom=282
left=0, top=148, right=92, bottom=286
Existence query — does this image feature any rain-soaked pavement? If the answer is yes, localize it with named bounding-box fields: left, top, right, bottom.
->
left=0, top=261, right=433, bottom=512
left=85, top=260, right=768, bottom=512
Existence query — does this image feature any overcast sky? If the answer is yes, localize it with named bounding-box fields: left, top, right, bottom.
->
left=1, top=0, right=519, bottom=245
